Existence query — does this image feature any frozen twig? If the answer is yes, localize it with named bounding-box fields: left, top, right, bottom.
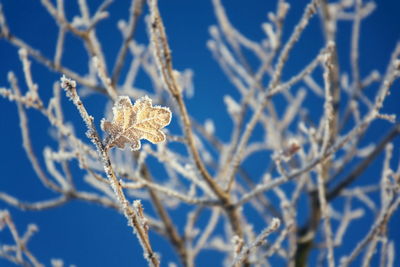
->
left=8, top=72, right=60, bottom=192
left=339, top=196, right=400, bottom=267
left=0, top=193, right=68, bottom=211
left=147, top=0, right=225, bottom=199
left=112, top=0, right=145, bottom=85
left=60, top=76, right=160, bottom=267
left=147, top=1, right=247, bottom=261
left=230, top=218, right=280, bottom=267
left=224, top=0, right=320, bottom=192
left=0, top=210, right=44, bottom=267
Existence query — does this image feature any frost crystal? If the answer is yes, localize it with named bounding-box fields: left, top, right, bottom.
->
left=101, top=96, right=172, bottom=150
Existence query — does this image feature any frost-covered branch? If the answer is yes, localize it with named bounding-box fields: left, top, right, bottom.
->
left=1, top=0, right=399, bottom=266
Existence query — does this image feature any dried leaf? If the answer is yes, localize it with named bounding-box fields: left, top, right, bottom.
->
left=101, top=96, right=172, bottom=150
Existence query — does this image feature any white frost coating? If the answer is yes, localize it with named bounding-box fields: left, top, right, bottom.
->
left=208, top=25, right=219, bottom=38
left=204, top=119, right=215, bottom=135
left=393, top=59, right=400, bottom=68
left=207, top=40, right=217, bottom=51
left=176, top=69, right=195, bottom=98
left=18, top=48, right=28, bottom=57
left=224, top=95, right=241, bottom=116
left=117, top=19, right=127, bottom=32
left=50, top=259, right=64, bottom=267
left=230, top=218, right=281, bottom=267
left=262, top=23, right=277, bottom=49
left=278, top=2, right=290, bottom=18
left=133, top=199, right=142, bottom=209
left=60, top=75, right=76, bottom=89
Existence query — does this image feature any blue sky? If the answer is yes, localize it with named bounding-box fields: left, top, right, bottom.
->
left=1, top=0, right=400, bottom=266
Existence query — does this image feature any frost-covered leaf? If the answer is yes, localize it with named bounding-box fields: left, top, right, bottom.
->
left=101, top=96, right=171, bottom=150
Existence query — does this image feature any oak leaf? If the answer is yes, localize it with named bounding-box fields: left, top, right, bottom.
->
left=101, top=96, right=172, bottom=150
